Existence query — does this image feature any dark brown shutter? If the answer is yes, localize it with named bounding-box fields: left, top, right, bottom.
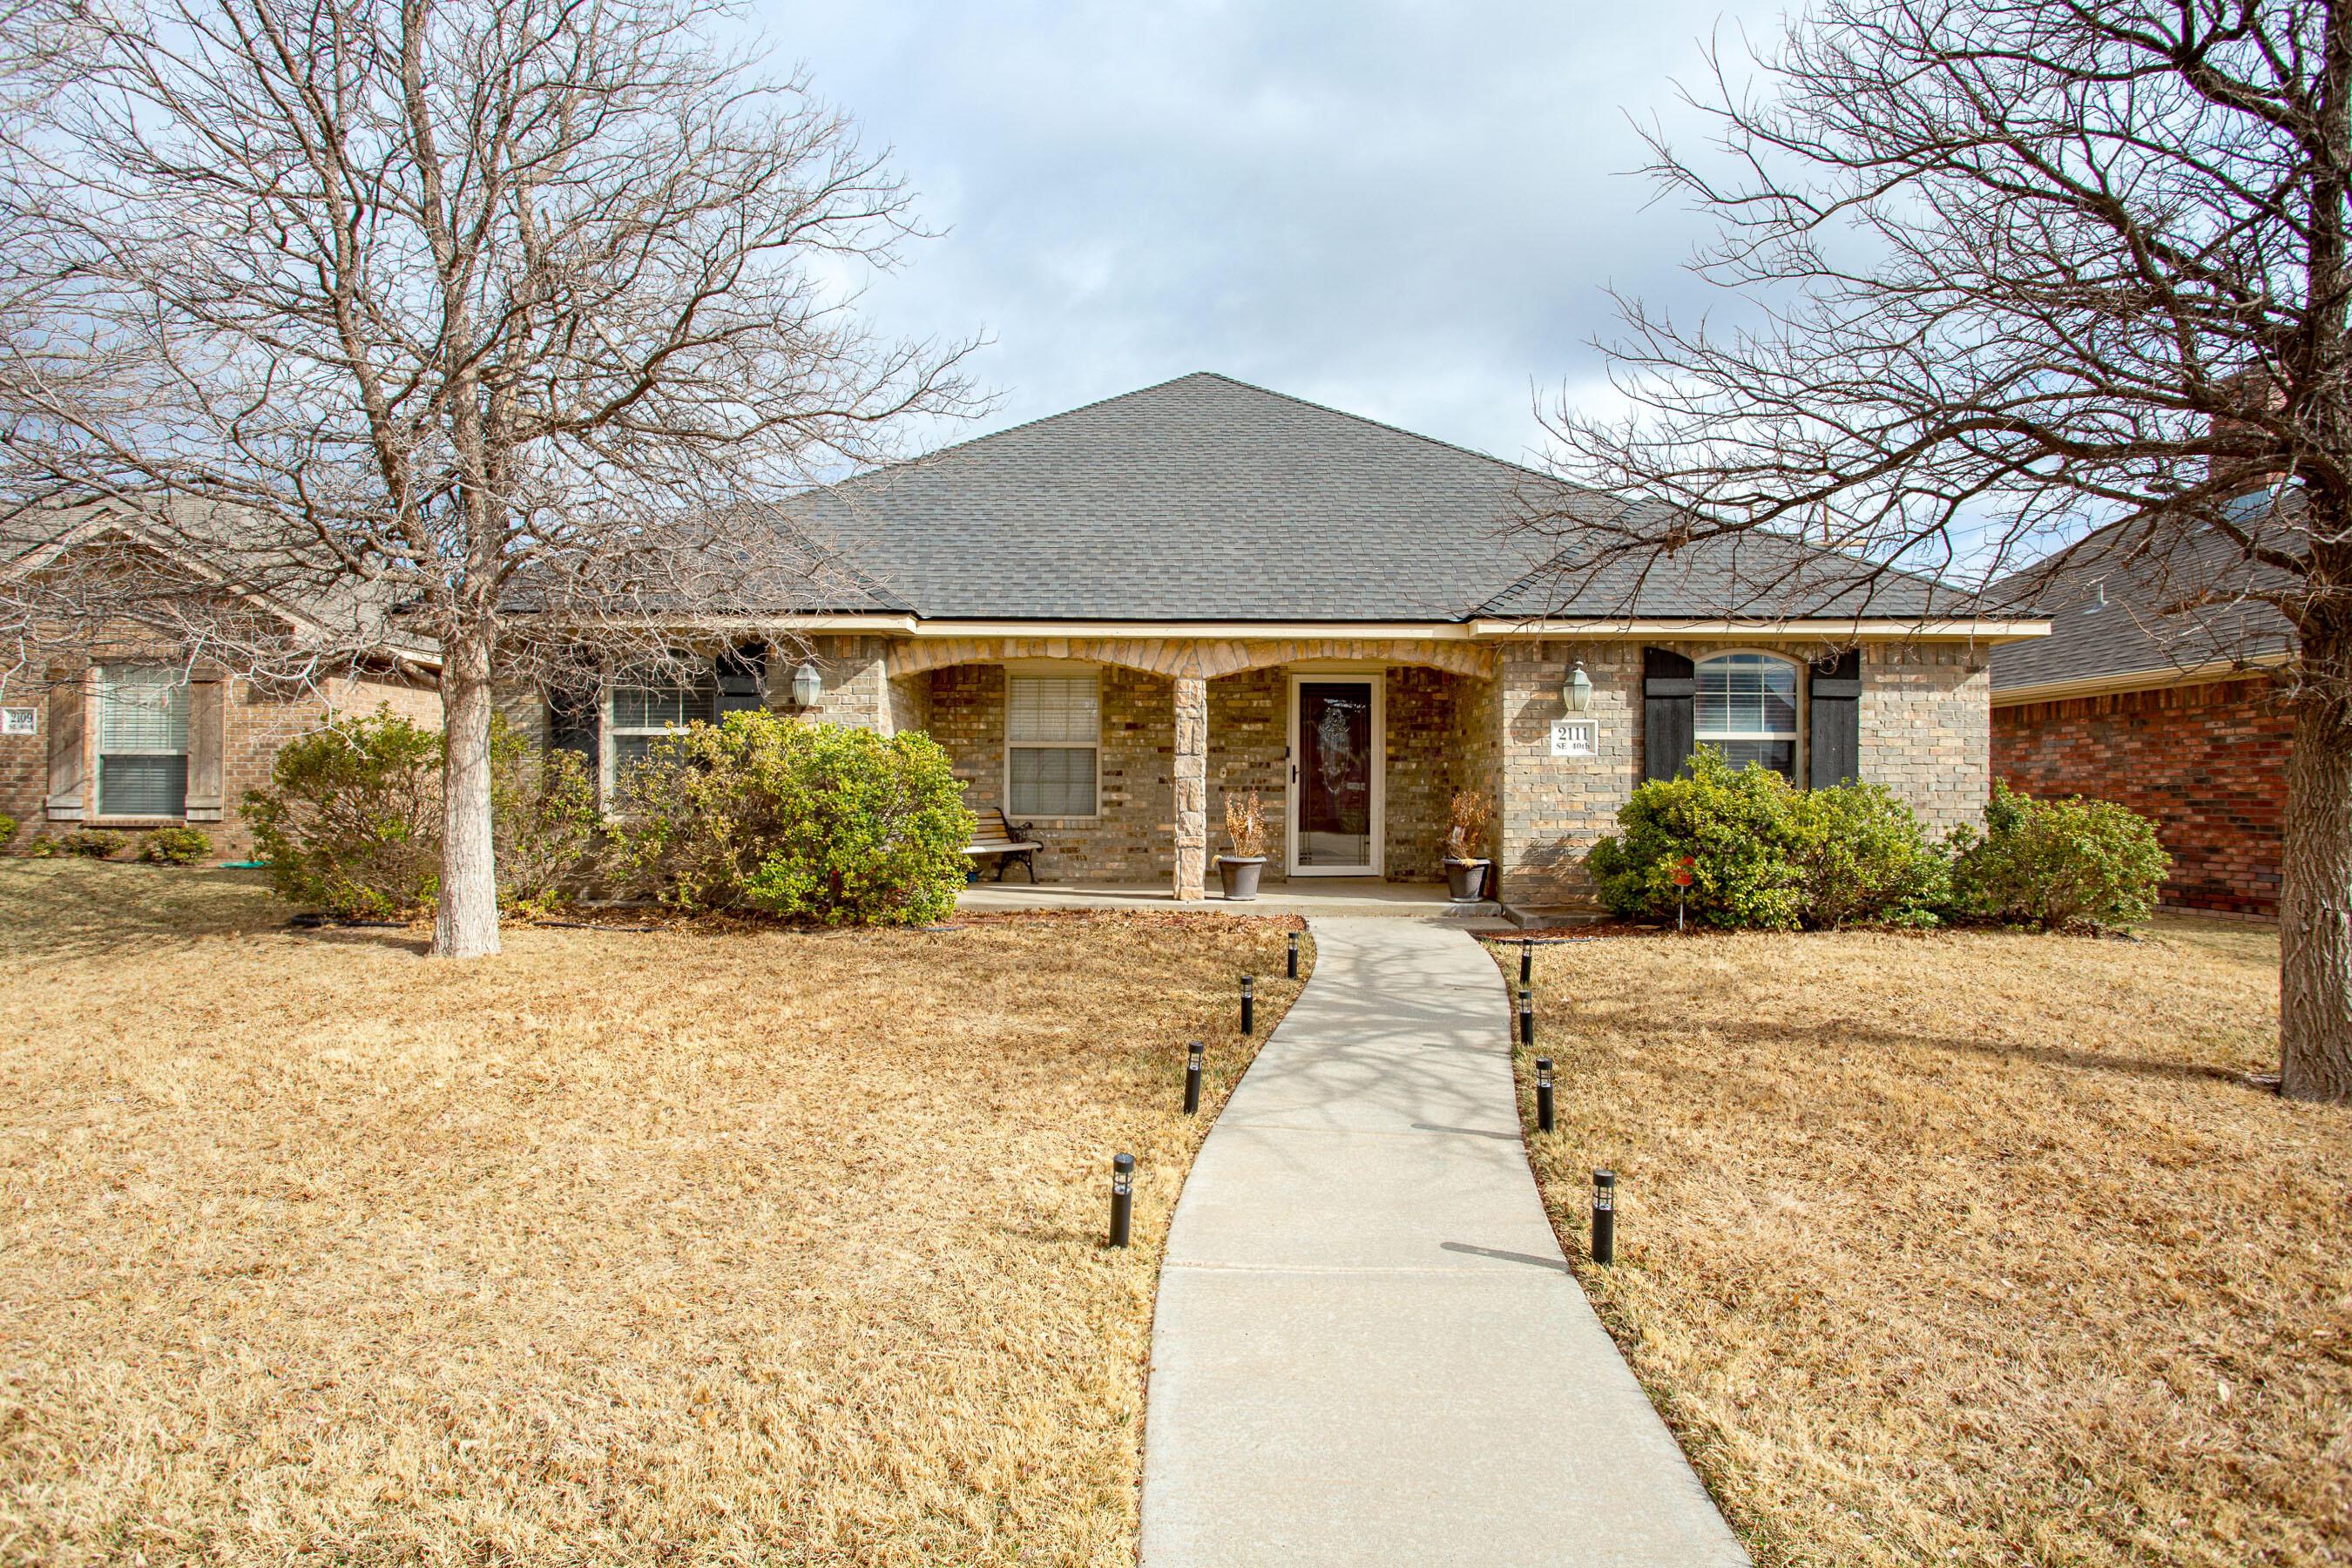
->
left=1642, top=648, right=1696, bottom=783
left=1808, top=649, right=1862, bottom=789
left=547, top=681, right=599, bottom=766
left=184, top=678, right=226, bottom=821
left=44, top=671, right=85, bottom=820
left=715, top=645, right=766, bottom=716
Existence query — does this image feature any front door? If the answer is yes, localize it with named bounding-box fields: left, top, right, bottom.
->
left=1288, top=676, right=1383, bottom=876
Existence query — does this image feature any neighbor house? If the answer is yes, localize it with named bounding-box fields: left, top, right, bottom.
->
left=524, top=374, right=2044, bottom=914
left=0, top=508, right=442, bottom=852
left=1991, top=501, right=2294, bottom=918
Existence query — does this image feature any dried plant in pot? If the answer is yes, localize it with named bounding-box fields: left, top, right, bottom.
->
left=1443, top=789, right=1493, bottom=902
left=1219, top=789, right=1268, bottom=900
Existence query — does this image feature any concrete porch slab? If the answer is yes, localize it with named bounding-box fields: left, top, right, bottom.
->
left=956, top=879, right=1506, bottom=921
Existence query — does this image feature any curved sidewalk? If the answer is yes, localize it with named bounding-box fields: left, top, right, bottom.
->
left=1139, top=916, right=1748, bottom=1567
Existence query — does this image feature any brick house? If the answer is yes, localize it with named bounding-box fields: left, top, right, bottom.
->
left=0, top=517, right=442, bottom=854
left=1990, top=510, right=2294, bottom=918
left=523, top=374, right=2044, bottom=915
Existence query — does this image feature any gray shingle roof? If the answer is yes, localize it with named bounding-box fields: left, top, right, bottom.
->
left=793, top=373, right=1968, bottom=623
left=1988, top=495, right=2295, bottom=695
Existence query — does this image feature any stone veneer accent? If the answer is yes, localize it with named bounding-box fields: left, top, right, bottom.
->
left=1995, top=675, right=2287, bottom=917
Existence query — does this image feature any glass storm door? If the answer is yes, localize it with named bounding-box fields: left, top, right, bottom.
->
left=1290, top=677, right=1382, bottom=875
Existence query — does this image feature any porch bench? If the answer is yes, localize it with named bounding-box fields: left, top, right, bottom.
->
left=963, top=808, right=1043, bottom=882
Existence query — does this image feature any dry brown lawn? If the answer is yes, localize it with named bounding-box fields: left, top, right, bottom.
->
left=0, top=859, right=1307, bottom=1566
left=1498, top=917, right=2350, bottom=1568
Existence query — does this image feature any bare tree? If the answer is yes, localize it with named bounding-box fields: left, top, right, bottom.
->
left=1528, top=0, right=2352, bottom=1099
left=0, top=0, right=972, bottom=956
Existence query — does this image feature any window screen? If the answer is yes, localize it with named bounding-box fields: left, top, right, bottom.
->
left=98, top=666, right=190, bottom=816
left=1008, top=673, right=1098, bottom=815
left=1695, top=653, right=1800, bottom=781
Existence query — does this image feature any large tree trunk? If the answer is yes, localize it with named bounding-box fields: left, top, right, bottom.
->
left=2281, top=625, right=2352, bottom=1100
left=432, top=625, right=502, bottom=959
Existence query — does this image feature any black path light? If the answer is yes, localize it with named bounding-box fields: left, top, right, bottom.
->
left=1518, top=984, right=1534, bottom=1049
left=1535, top=1057, right=1555, bottom=1133
left=1109, top=1153, right=1135, bottom=1248
left=1183, top=1040, right=1204, bottom=1115
left=1240, top=975, right=1255, bottom=1036
left=1288, top=930, right=1300, bottom=980
left=1591, top=1169, right=1617, bottom=1266
left=1519, top=936, right=1532, bottom=987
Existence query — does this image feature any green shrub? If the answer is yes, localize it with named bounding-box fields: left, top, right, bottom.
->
left=490, top=717, right=599, bottom=916
left=1589, top=749, right=1951, bottom=930
left=1787, top=781, right=1949, bottom=928
left=611, top=710, right=974, bottom=925
left=51, top=828, right=130, bottom=859
left=0, top=813, right=16, bottom=848
left=246, top=708, right=442, bottom=917
left=137, top=826, right=213, bottom=865
left=1587, top=748, right=1805, bottom=929
left=1947, top=782, right=2170, bottom=930
left=246, top=706, right=597, bottom=919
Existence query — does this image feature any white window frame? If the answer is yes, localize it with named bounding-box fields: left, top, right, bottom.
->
left=1693, top=650, right=1804, bottom=781
left=1004, top=665, right=1101, bottom=821
left=603, top=666, right=713, bottom=799
left=95, top=663, right=192, bottom=821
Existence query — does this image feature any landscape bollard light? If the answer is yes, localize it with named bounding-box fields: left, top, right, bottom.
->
left=1110, top=1153, right=1135, bottom=1247
left=1183, top=1040, right=1204, bottom=1115
left=1535, top=1057, right=1554, bottom=1132
left=1241, top=975, right=1255, bottom=1036
left=1288, top=930, right=1300, bottom=979
left=1519, top=936, right=1532, bottom=986
left=1518, top=984, right=1534, bottom=1048
left=1592, top=1169, right=1616, bottom=1266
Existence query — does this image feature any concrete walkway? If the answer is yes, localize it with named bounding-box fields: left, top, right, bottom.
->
left=1139, top=917, right=1748, bottom=1567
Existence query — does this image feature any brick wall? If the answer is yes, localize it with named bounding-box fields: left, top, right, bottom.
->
left=928, top=662, right=1180, bottom=882
left=1993, top=676, right=2288, bottom=916
left=1494, top=640, right=1991, bottom=911
left=926, top=659, right=1490, bottom=886
left=0, top=665, right=440, bottom=855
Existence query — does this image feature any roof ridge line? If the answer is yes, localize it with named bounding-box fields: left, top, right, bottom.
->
left=1180, top=371, right=1559, bottom=482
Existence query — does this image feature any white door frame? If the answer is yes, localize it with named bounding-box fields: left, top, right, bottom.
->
left=1286, top=672, right=1384, bottom=877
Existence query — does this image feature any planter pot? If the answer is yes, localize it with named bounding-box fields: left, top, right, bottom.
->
left=1444, top=856, right=1490, bottom=902
left=1218, top=855, right=1267, bottom=901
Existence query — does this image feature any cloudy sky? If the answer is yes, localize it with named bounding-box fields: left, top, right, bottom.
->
left=748, top=0, right=1774, bottom=467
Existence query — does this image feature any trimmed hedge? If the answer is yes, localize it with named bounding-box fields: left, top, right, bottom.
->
left=1588, top=751, right=2155, bottom=931
left=1948, top=782, right=2171, bottom=930
left=138, top=826, right=213, bottom=865
left=244, top=707, right=596, bottom=918
left=610, top=710, right=973, bottom=925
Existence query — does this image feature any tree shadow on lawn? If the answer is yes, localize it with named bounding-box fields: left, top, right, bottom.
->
left=1719, top=1015, right=2254, bottom=1092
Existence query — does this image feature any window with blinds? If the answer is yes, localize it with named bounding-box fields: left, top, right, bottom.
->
left=98, top=665, right=190, bottom=816
left=608, top=666, right=718, bottom=783
left=1007, top=672, right=1098, bottom=816
left=1695, top=652, right=1800, bottom=781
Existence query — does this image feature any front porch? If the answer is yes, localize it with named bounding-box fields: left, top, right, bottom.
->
left=956, top=877, right=1507, bottom=921
left=866, top=634, right=1503, bottom=902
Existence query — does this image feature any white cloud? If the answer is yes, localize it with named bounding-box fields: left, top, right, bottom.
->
left=742, top=0, right=1777, bottom=461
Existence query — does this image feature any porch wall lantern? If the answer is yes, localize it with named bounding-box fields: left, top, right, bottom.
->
left=789, top=659, right=824, bottom=709
left=1561, top=659, right=1593, bottom=714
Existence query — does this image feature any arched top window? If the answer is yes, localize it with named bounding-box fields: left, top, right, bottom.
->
left=1696, top=652, right=1799, bottom=780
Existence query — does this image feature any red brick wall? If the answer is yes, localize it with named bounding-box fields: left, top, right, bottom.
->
left=1991, top=677, right=2288, bottom=917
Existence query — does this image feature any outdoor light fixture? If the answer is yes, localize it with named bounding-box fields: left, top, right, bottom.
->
left=1184, top=1040, right=1205, bottom=1116
left=1109, top=1152, right=1135, bottom=1248
left=1562, top=659, right=1593, bottom=713
left=1591, top=1169, right=1618, bottom=1266
left=789, top=659, right=823, bottom=708
left=1240, top=975, right=1256, bottom=1036
left=1535, top=1057, right=1555, bottom=1133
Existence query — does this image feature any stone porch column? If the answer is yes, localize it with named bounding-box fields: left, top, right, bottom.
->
left=1173, top=672, right=1208, bottom=899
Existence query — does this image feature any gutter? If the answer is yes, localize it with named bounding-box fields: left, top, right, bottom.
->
left=1991, top=651, right=2292, bottom=706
